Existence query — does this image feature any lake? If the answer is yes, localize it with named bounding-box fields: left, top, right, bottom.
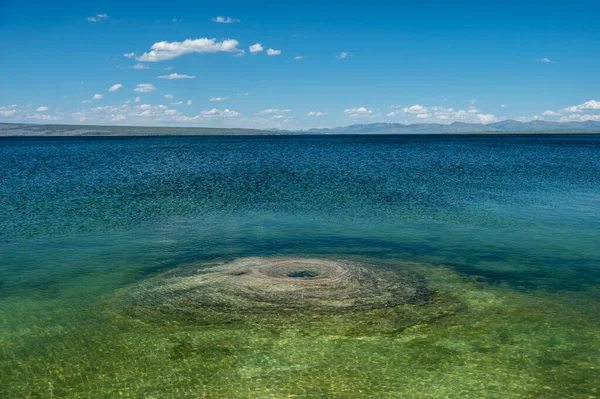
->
left=1, top=134, right=599, bottom=397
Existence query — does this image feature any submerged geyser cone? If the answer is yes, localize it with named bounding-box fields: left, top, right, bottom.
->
left=116, top=258, right=433, bottom=321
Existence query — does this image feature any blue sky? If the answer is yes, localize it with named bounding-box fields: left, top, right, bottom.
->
left=1, top=0, right=599, bottom=129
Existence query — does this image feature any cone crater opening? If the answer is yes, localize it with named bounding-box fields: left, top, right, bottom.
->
left=287, top=270, right=319, bottom=278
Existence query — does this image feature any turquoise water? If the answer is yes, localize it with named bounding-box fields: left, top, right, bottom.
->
left=1, top=134, right=599, bottom=397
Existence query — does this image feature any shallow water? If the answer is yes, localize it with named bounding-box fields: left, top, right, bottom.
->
left=1, top=134, right=599, bottom=398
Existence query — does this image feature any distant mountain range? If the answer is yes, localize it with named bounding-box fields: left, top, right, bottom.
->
left=306, top=120, right=600, bottom=134
left=1, top=120, right=600, bottom=137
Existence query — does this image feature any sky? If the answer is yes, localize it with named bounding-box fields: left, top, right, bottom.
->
left=1, top=0, right=599, bottom=130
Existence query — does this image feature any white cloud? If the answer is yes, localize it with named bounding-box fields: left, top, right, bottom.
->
left=477, top=113, right=496, bottom=124
left=500, top=104, right=508, bottom=108
left=200, top=108, right=241, bottom=118
left=109, top=84, right=123, bottom=92
left=172, top=101, right=183, bottom=105
left=562, top=100, right=600, bottom=113
left=294, top=56, right=304, bottom=60
left=30, top=114, right=60, bottom=121
left=559, top=114, right=600, bottom=122
left=267, top=48, right=282, bottom=56
left=0, top=105, right=61, bottom=121
left=134, top=97, right=141, bottom=103
left=187, top=100, right=192, bottom=105
left=251, top=113, right=295, bottom=127
left=542, top=100, right=598, bottom=121
left=134, top=84, right=156, bottom=93
left=137, top=38, right=243, bottom=62
left=156, top=73, right=196, bottom=79
left=528, top=100, right=600, bottom=120
left=172, top=18, right=183, bottom=23
left=542, top=110, right=561, bottom=116
left=71, top=104, right=183, bottom=125
left=537, top=57, right=554, bottom=63
left=133, top=63, right=149, bottom=70
left=93, top=94, right=103, bottom=100
left=212, top=16, right=240, bottom=23
left=471, top=99, right=478, bottom=105
left=164, top=94, right=174, bottom=99
left=110, top=114, right=126, bottom=122
left=344, top=107, right=372, bottom=117
left=386, top=104, right=498, bottom=124
left=87, top=14, right=108, bottom=23
left=307, top=111, right=327, bottom=116
left=257, top=109, right=291, bottom=115
left=336, top=52, right=349, bottom=59
left=72, top=105, right=139, bottom=124
left=123, top=52, right=137, bottom=58
left=0, top=106, right=17, bottom=117
left=164, top=66, right=174, bottom=71
left=249, top=43, right=264, bottom=53
left=403, top=104, right=427, bottom=114
left=210, top=97, right=228, bottom=102
left=7, top=103, right=297, bottom=128
left=82, top=100, right=92, bottom=104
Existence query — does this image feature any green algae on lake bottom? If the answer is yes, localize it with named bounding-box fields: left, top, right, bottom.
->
left=2, top=258, right=598, bottom=398
left=96, top=258, right=599, bottom=398
left=111, top=262, right=600, bottom=398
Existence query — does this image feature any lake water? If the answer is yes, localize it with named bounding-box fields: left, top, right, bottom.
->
left=1, top=134, right=599, bottom=397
